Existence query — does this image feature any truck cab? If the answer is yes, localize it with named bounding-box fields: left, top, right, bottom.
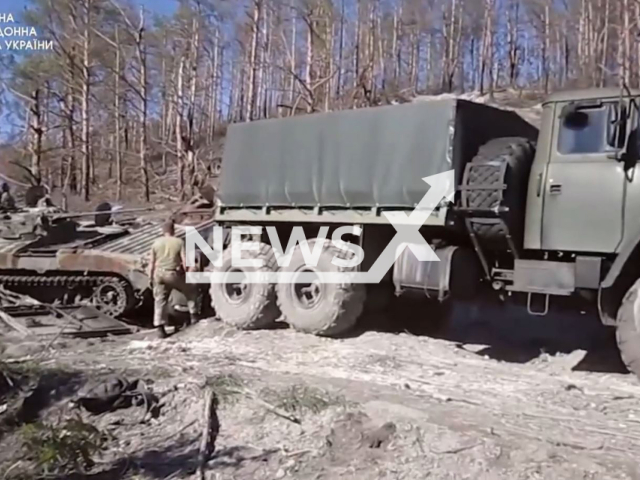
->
left=524, top=88, right=640, bottom=255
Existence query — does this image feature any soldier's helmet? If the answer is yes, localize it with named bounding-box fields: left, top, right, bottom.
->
left=1, top=182, right=9, bottom=193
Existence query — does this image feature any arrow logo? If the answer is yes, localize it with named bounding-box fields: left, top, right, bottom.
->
left=353, top=169, right=455, bottom=283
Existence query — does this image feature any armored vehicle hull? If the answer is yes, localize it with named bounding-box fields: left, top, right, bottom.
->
left=0, top=208, right=215, bottom=318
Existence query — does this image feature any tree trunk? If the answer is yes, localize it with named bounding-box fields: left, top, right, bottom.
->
left=601, top=0, right=609, bottom=87
left=29, top=89, right=42, bottom=183
left=115, top=25, right=122, bottom=201
left=507, top=0, right=520, bottom=87
left=542, top=3, right=550, bottom=93
left=337, top=0, right=344, bottom=98
left=246, top=0, right=261, bottom=121
left=479, top=0, right=492, bottom=95
left=354, top=0, right=361, bottom=90
left=161, top=31, right=168, bottom=174
left=80, top=0, right=91, bottom=201
left=212, top=28, right=220, bottom=136
left=289, top=0, right=297, bottom=109
left=186, top=14, right=200, bottom=196
left=622, top=0, right=630, bottom=86
left=176, top=57, right=185, bottom=195
left=138, top=8, right=149, bottom=202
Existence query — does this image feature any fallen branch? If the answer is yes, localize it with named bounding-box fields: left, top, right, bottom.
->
left=155, top=192, right=182, bottom=203
left=234, top=388, right=301, bottom=425
left=197, top=387, right=220, bottom=480
left=0, top=310, right=31, bottom=337
left=250, top=395, right=301, bottom=425
left=429, top=442, right=481, bottom=455
left=219, top=385, right=301, bottom=425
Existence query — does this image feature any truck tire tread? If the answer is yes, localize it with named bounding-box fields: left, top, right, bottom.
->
left=210, top=242, right=280, bottom=330
left=276, top=238, right=365, bottom=337
left=616, top=278, right=640, bottom=379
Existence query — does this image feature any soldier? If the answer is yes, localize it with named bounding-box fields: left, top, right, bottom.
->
left=148, top=218, right=198, bottom=338
left=0, top=183, right=16, bottom=210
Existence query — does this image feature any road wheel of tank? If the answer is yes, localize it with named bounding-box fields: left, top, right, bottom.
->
left=465, top=137, right=535, bottom=244
left=276, top=239, right=366, bottom=337
left=615, top=279, right=640, bottom=379
left=91, top=277, right=134, bottom=317
left=210, top=243, right=280, bottom=330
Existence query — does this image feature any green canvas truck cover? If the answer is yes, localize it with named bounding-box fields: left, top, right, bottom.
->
left=218, top=99, right=538, bottom=210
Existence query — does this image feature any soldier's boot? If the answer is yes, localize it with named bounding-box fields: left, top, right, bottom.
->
left=157, top=326, right=168, bottom=339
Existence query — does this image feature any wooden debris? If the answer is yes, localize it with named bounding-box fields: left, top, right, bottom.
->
left=249, top=394, right=302, bottom=425
left=197, top=387, right=220, bottom=480
left=0, top=287, right=134, bottom=338
left=0, top=309, right=31, bottom=337
left=430, top=442, right=481, bottom=455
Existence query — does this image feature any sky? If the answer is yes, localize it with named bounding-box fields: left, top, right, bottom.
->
left=8, top=0, right=178, bottom=17
left=0, top=0, right=180, bottom=140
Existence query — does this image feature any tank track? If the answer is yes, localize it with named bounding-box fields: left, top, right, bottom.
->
left=0, top=273, right=113, bottom=287
left=0, top=273, right=134, bottom=317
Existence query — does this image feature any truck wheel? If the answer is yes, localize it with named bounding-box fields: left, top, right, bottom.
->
left=210, top=243, right=280, bottom=330
left=465, top=137, right=535, bottom=244
left=276, top=239, right=366, bottom=337
left=616, top=279, right=640, bottom=379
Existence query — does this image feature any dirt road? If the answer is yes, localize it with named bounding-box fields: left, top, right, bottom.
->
left=2, top=303, right=640, bottom=479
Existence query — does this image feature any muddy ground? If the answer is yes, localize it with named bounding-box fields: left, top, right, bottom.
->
left=2, top=301, right=640, bottom=480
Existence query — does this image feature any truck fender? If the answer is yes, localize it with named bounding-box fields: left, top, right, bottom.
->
left=601, top=224, right=640, bottom=289
left=598, top=225, right=640, bottom=326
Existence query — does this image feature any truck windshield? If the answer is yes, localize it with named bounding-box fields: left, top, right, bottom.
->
left=558, top=104, right=614, bottom=155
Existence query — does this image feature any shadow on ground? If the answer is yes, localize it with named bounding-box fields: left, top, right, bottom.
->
left=1, top=367, right=87, bottom=437
left=70, top=441, right=280, bottom=479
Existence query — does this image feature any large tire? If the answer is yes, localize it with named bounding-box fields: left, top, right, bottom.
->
left=210, top=242, right=280, bottom=330
left=276, top=238, right=366, bottom=337
left=616, top=279, right=640, bottom=378
left=465, top=137, right=536, bottom=245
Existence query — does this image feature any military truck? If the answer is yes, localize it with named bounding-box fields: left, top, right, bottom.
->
left=206, top=87, right=640, bottom=379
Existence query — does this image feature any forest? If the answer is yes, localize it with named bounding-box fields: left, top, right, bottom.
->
left=0, top=0, right=638, bottom=206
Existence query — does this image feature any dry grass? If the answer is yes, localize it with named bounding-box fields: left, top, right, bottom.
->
left=205, top=373, right=245, bottom=406
left=259, top=384, right=349, bottom=417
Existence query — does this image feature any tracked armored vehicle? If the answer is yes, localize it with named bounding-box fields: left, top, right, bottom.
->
left=0, top=204, right=215, bottom=318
